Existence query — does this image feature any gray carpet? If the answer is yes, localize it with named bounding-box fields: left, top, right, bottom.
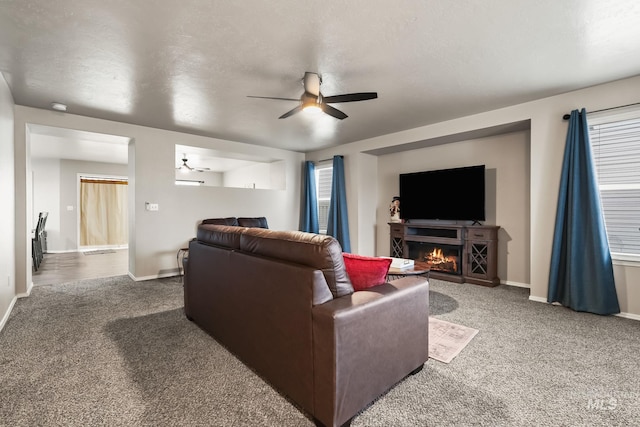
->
left=1, top=277, right=639, bottom=426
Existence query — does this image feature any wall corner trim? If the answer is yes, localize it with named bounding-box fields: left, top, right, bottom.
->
left=17, top=282, right=33, bottom=298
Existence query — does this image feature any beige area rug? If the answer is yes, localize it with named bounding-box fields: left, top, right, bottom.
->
left=429, top=317, right=479, bottom=363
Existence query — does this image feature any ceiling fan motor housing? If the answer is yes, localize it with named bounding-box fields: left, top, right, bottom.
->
left=248, top=72, right=377, bottom=120
left=301, top=92, right=322, bottom=110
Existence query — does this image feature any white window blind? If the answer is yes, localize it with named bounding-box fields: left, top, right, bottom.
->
left=588, top=106, right=640, bottom=259
left=316, top=164, right=333, bottom=234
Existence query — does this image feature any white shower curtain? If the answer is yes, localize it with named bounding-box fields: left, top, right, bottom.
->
left=80, top=178, right=128, bottom=247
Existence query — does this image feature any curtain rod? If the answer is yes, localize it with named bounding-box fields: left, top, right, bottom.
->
left=316, top=155, right=343, bottom=163
left=80, top=176, right=128, bottom=181
left=562, top=102, right=640, bottom=120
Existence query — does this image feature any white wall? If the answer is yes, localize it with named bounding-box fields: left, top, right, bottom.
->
left=224, top=162, right=272, bottom=189
left=31, top=158, right=60, bottom=250
left=306, top=75, right=640, bottom=318
left=354, top=153, right=379, bottom=256
left=0, top=72, right=16, bottom=330
left=13, top=106, right=304, bottom=288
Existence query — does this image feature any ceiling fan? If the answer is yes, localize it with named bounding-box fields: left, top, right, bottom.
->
left=176, top=154, right=210, bottom=173
left=248, top=72, right=377, bottom=120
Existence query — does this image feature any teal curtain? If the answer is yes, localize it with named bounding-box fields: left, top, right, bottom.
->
left=547, top=109, right=620, bottom=315
left=301, top=161, right=319, bottom=233
left=327, top=155, right=351, bottom=252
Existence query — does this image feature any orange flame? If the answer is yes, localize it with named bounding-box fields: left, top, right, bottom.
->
left=425, top=247, right=458, bottom=271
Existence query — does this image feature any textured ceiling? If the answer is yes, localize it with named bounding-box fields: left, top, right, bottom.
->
left=2, top=0, right=640, bottom=153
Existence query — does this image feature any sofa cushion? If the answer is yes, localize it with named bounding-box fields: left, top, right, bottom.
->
left=197, top=224, right=244, bottom=250
left=237, top=217, right=269, bottom=228
left=202, top=217, right=240, bottom=226
left=240, top=228, right=354, bottom=298
left=342, top=253, right=392, bottom=291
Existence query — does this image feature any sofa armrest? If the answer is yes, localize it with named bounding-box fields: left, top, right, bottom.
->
left=312, top=276, right=429, bottom=427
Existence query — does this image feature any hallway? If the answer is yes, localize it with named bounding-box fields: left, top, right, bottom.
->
left=32, top=249, right=128, bottom=286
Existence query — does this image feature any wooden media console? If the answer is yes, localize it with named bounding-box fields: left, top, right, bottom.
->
left=389, top=222, right=500, bottom=286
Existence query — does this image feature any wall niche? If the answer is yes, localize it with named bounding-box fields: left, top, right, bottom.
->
left=175, top=144, right=285, bottom=190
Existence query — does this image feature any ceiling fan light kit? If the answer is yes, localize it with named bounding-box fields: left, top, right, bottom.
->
left=301, top=93, right=322, bottom=114
left=248, top=72, right=377, bottom=120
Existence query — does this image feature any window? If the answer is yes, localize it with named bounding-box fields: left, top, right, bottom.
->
left=316, top=163, right=333, bottom=234
left=587, top=105, right=640, bottom=261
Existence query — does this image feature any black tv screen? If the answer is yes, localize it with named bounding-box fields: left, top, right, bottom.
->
left=399, top=165, right=485, bottom=221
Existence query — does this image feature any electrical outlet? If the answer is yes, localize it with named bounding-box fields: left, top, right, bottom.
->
left=145, top=202, right=159, bottom=211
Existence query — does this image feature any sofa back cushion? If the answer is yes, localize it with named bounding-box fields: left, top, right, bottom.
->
left=237, top=217, right=269, bottom=228
left=240, top=228, right=354, bottom=298
left=195, top=225, right=354, bottom=299
left=201, top=217, right=269, bottom=229
left=196, top=224, right=243, bottom=250
left=201, top=217, right=239, bottom=226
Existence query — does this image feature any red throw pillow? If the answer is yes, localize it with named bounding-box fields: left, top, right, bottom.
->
left=342, top=253, right=392, bottom=291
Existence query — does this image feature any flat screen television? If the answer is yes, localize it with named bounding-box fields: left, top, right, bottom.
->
left=399, top=165, right=485, bottom=222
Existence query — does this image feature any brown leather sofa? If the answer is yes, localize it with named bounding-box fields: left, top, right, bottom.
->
left=184, top=224, right=429, bottom=427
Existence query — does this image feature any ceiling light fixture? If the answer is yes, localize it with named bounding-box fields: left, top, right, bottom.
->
left=302, top=97, right=322, bottom=114
left=51, top=102, right=67, bottom=112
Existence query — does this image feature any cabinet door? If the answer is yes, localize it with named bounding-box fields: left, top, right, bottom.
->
left=466, top=241, right=490, bottom=278
left=390, top=236, right=402, bottom=258
left=389, top=223, right=405, bottom=258
left=464, top=239, right=499, bottom=286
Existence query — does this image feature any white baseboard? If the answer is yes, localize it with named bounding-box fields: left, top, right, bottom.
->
left=0, top=296, right=18, bottom=333
left=502, top=280, right=530, bottom=288
left=1, top=282, right=35, bottom=332
left=528, top=295, right=548, bottom=304
left=128, top=271, right=180, bottom=282
left=616, top=312, right=640, bottom=321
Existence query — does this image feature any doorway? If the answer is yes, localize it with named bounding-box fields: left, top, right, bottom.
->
left=29, top=125, right=131, bottom=285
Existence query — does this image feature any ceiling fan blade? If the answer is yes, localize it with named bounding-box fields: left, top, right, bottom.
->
left=303, top=72, right=321, bottom=96
left=279, top=105, right=303, bottom=119
left=247, top=96, right=299, bottom=102
left=323, top=92, right=378, bottom=103
left=322, top=104, right=348, bottom=120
